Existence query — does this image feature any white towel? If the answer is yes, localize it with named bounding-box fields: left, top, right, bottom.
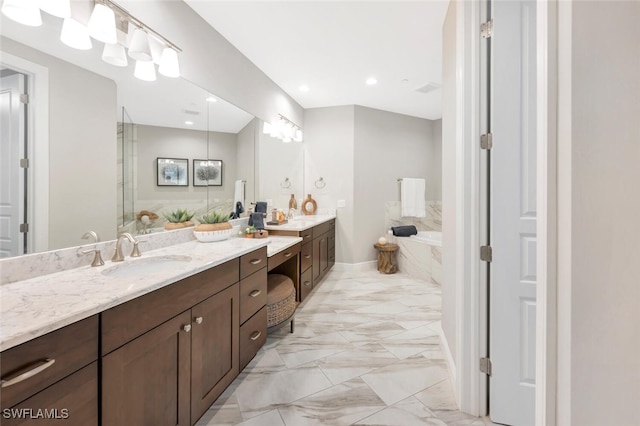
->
left=401, top=178, right=426, bottom=217
left=234, top=180, right=245, bottom=206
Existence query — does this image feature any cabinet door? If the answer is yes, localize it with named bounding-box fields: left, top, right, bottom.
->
left=102, top=311, right=191, bottom=426
left=312, top=236, right=321, bottom=281
left=319, top=234, right=329, bottom=276
left=191, top=284, right=239, bottom=424
left=3, top=362, right=98, bottom=426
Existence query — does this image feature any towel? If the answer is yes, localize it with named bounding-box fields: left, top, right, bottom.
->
left=400, top=178, right=426, bottom=217
left=391, top=225, right=418, bottom=237
left=255, top=201, right=267, bottom=214
left=234, top=180, right=245, bottom=206
left=250, top=212, right=265, bottom=230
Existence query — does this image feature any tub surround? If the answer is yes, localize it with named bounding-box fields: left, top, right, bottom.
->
left=0, top=234, right=302, bottom=352
left=385, top=201, right=442, bottom=232
left=396, top=233, right=442, bottom=284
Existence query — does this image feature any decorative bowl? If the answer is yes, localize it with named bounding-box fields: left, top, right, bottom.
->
left=193, top=228, right=234, bottom=242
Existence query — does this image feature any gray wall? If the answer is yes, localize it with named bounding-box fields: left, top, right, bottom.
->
left=353, top=106, right=438, bottom=264
left=568, top=2, right=640, bottom=423
left=441, top=0, right=458, bottom=361
left=236, top=119, right=257, bottom=205
left=1, top=36, right=117, bottom=250
left=120, top=1, right=303, bottom=126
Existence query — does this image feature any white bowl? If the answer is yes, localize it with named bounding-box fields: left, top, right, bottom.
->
left=193, top=228, right=234, bottom=242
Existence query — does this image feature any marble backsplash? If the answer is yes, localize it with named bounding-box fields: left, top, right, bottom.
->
left=385, top=201, right=442, bottom=232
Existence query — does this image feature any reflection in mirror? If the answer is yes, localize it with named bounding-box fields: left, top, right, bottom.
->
left=0, top=10, right=257, bottom=258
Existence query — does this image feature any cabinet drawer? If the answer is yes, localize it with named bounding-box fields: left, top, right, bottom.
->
left=300, top=229, right=313, bottom=243
left=268, top=243, right=300, bottom=271
left=2, top=362, right=98, bottom=426
left=300, top=241, right=313, bottom=272
left=101, top=259, right=238, bottom=355
left=240, top=247, right=267, bottom=280
left=240, top=268, right=267, bottom=324
left=300, top=267, right=313, bottom=302
left=312, top=219, right=335, bottom=238
left=239, top=306, right=267, bottom=370
left=1, top=315, right=98, bottom=409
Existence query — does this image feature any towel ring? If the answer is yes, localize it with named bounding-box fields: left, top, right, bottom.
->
left=280, top=177, right=291, bottom=189
left=315, top=177, right=326, bottom=189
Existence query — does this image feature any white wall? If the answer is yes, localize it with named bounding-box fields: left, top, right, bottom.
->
left=563, top=2, right=640, bottom=424
left=1, top=36, right=117, bottom=250
left=441, top=0, right=458, bottom=361
left=353, top=106, right=437, bottom=264
left=431, top=119, right=443, bottom=201
left=120, top=1, right=303, bottom=126
left=236, top=118, right=257, bottom=206
left=303, top=106, right=355, bottom=264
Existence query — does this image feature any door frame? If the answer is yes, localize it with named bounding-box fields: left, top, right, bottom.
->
left=452, top=1, right=559, bottom=424
left=0, top=51, right=49, bottom=253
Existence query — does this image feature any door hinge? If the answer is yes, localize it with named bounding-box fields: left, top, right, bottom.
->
left=20, top=223, right=29, bottom=233
left=480, top=357, right=492, bottom=376
left=20, top=158, right=29, bottom=168
left=480, top=133, right=493, bottom=150
left=480, top=245, right=493, bottom=262
left=481, top=19, right=494, bottom=39
left=20, top=93, right=29, bottom=104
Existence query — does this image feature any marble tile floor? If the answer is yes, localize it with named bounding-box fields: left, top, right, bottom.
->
left=196, top=269, right=498, bottom=426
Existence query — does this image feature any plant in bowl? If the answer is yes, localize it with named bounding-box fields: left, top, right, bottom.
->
left=163, top=208, right=195, bottom=230
left=244, top=225, right=256, bottom=238
left=195, top=211, right=232, bottom=232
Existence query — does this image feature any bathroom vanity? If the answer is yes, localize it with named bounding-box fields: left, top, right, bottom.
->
left=0, top=235, right=303, bottom=425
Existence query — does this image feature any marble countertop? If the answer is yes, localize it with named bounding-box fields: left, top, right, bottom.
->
left=264, top=214, right=336, bottom=232
left=0, top=235, right=301, bottom=352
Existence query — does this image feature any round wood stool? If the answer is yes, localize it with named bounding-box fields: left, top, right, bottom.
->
left=266, top=274, right=297, bottom=333
left=373, top=243, right=399, bottom=274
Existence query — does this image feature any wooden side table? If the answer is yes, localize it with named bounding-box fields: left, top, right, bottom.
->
left=373, top=243, right=398, bottom=274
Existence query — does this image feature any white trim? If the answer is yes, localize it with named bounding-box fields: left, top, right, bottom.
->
left=555, top=1, right=572, bottom=424
left=437, top=326, right=457, bottom=389
left=454, top=0, right=484, bottom=416
left=535, top=1, right=558, bottom=425
left=332, top=261, right=376, bottom=273
left=0, top=52, right=49, bottom=253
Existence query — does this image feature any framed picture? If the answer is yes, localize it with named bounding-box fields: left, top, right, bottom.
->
left=193, top=159, right=222, bottom=186
left=157, top=158, right=188, bottom=186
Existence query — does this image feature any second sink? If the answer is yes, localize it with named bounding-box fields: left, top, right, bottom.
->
left=101, top=255, right=193, bottom=278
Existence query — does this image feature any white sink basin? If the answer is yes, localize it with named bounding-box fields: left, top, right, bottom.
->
left=101, top=255, right=193, bottom=278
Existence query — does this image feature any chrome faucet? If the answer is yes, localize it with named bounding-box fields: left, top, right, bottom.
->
left=286, top=208, right=297, bottom=220
left=112, top=233, right=141, bottom=262
left=81, top=231, right=105, bottom=267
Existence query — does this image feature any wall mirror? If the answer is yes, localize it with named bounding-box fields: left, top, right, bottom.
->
left=0, top=11, right=256, bottom=259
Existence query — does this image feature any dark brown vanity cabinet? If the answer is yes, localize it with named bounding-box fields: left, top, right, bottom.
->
left=0, top=316, right=99, bottom=426
left=101, top=249, right=265, bottom=426
left=270, top=219, right=335, bottom=302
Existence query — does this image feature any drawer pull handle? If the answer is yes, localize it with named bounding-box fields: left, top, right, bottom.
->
left=182, top=324, right=192, bottom=333
left=250, top=259, right=262, bottom=265
left=304, top=281, right=311, bottom=287
left=194, top=317, right=203, bottom=325
left=304, top=254, right=311, bottom=259
left=250, top=331, right=262, bottom=341
left=1, top=358, right=55, bottom=388
left=249, top=289, right=262, bottom=298
left=284, top=252, right=292, bottom=258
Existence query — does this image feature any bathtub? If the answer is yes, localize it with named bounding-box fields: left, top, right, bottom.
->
left=395, top=231, right=442, bottom=284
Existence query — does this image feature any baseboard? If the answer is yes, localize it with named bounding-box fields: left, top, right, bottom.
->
left=437, top=327, right=457, bottom=391
left=332, top=261, right=377, bottom=273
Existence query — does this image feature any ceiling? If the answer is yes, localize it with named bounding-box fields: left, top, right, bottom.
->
left=185, top=0, right=450, bottom=121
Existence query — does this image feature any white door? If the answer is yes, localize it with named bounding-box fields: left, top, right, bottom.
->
left=489, top=0, right=537, bottom=425
left=0, top=72, right=27, bottom=258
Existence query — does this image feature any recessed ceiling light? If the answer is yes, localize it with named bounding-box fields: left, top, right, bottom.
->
left=185, top=121, right=194, bottom=125
left=366, top=77, right=378, bottom=86
left=299, top=85, right=310, bottom=92
left=205, top=96, right=217, bottom=103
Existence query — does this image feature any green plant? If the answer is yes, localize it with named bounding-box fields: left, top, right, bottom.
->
left=244, top=225, right=256, bottom=234
left=198, top=211, right=230, bottom=225
left=163, top=208, right=194, bottom=223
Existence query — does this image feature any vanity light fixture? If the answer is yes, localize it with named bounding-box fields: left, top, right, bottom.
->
left=38, top=0, right=70, bottom=19
left=1, top=0, right=42, bottom=27
left=158, top=47, right=180, bottom=78
left=128, top=27, right=152, bottom=61
left=60, top=17, right=92, bottom=50
left=134, top=59, right=156, bottom=82
left=88, top=2, right=117, bottom=44
left=262, top=114, right=303, bottom=143
left=102, top=43, right=128, bottom=67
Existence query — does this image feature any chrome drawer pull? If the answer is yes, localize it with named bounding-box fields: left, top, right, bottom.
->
left=249, top=290, right=262, bottom=298
left=284, top=252, right=292, bottom=258
left=304, top=254, right=311, bottom=259
left=194, top=317, right=203, bottom=325
left=182, top=324, right=192, bottom=333
left=304, top=281, right=311, bottom=287
left=250, top=258, right=262, bottom=265
left=1, top=358, right=56, bottom=388
left=250, top=331, right=262, bottom=341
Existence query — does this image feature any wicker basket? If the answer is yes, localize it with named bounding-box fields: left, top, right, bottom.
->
left=266, top=274, right=297, bottom=328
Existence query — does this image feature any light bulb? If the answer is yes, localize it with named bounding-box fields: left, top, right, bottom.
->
left=60, top=18, right=92, bottom=50
left=158, top=47, right=180, bottom=78
left=88, top=3, right=116, bottom=44
left=39, top=0, right=70, bottom=18
left=102, top=43, right=128, bottom=67
left=128, top=28, right=152, bottom=61
left=2, top=0, right=42, bottom=26
left=134, top=60, right=156, bottom=82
